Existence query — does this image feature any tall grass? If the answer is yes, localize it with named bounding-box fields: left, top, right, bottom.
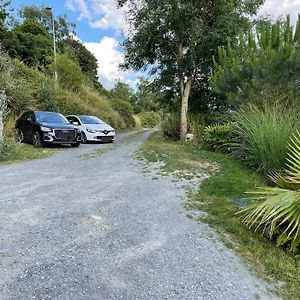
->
left=233, top=106, right=300, bottom=175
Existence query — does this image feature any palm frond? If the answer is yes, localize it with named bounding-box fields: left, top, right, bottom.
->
left=239, top=131, right=300, bottom=252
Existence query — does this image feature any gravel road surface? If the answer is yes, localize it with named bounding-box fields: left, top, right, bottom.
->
left=0, top=131, right=276, bottom=299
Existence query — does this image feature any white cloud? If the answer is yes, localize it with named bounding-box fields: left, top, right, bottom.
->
left=65, top=0, right=128, bottom=34
left=75, top=0, right=92, bottom=21
left=258, top=0, right=300, bottom=24
left=65, top=0, right=76, bottom=12
left=84, top=37, right=140, bottom=89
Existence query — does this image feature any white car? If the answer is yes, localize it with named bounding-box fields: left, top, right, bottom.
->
left=66, top=115, right=115, bottom=143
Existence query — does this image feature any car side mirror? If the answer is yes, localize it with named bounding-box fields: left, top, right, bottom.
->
left=73, top=122, right=79, bottom=126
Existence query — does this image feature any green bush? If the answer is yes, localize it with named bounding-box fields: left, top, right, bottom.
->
left=138, top=111, right=161, bottom=128
left=233, top=106, right=300, bottom=175
left=161, top=113, right=180, bottom=140
left=202, top=123, right=233, bottom=153
left=239, top=131, right=300, bottom=253
left=0, top=139, right=17, bottom=158
left=189, top=114, right=205, bottom=144
left=110, top=98, right=135, bottom=128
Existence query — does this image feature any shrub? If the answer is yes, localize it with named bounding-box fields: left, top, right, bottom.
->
left=188, top=114, right=205, bottom=144
left=239, top=131, right=300, bottom=253
left=202, top=123, right=233, bottom=153
left=0, top=139, right=17, bottom=158
left=110, top=99, right=135, bottom=128
left=138, top=111, right=161, bottom=128
left=161, top=113, right=180, bottom=140
left=233, top=106, right=300, bottom=175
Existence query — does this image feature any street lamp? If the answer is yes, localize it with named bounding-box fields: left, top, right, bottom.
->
left=45, top=7, right=58, bottom=81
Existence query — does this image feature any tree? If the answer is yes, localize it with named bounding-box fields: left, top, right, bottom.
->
left=118, top=0, right=264, bottom=140
left=211, top=16, right=300, bottom=108
left=58, top=38, right=98, bottom=81
left=10, top=19, right=52, bottom=67
left=109, top=81, right=133, bottom=102
left=49, top=54, right=84, bottom=91
left=20, top=5, right=75, bottom=40
left=132, top=79, right=160, bottom=114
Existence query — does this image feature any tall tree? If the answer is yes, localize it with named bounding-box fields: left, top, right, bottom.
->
left=58, top=38, right=98, bottom=80
left=20, top=5, right=75, bottom=40
left=10, top=19, right=52, bottom=67
left=211, top=16, right=300, bottom=108
left=118, top=0, right=264, bottom=140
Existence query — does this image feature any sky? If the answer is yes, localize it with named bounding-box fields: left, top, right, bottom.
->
left=10, top=0, right=300, bottom=90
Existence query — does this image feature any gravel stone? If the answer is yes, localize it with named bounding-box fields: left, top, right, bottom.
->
left=0, top=131, right=278, bottom=299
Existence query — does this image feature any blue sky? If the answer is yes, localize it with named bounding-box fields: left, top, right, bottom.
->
left=9, top=0, right=300, bottom=90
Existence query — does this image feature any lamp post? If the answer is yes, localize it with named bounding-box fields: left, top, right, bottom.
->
left=45, top=7, right=57, bottom=81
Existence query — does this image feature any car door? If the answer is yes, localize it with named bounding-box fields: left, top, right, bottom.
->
left=23, top=112, right=36, bottom=141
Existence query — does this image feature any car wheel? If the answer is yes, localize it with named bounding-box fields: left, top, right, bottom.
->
left=81, top=132, right=88, bottom=144
left=32, top=131, right=43, bottom=147
left=71, top=142, right=80, bottom=148
left=15, top=129, right=24, bottom=143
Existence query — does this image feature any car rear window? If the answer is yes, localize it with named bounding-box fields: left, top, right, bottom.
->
left=79, top=116, right=104, bottom=124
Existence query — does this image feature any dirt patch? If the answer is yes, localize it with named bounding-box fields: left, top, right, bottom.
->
left=179, top=159, right=219, bottom=173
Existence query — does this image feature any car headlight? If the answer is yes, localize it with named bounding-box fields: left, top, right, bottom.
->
left=86, top=128, right=97, bottom=133
left=40, top=126, right=52, bottom=132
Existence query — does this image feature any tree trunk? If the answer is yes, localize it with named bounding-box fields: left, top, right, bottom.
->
left=180, top=78, right=192, bottom=141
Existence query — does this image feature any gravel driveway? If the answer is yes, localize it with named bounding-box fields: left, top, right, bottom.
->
left=0, top=131, right=276, bottom=300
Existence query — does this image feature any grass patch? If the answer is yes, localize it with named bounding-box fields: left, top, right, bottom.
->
left=0, top=140, right=61, bottom=166
left=137, top=131, right=300, bottom=300
left=135, top=131, right=217, bottom=178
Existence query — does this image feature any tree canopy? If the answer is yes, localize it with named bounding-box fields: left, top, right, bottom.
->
left=118, top=0, right=264, bottom=139
left=211, top=16, right=300, bottom=108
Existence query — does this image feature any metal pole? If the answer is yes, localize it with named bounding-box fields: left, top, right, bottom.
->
left=46, top=7, right=57, bottom=81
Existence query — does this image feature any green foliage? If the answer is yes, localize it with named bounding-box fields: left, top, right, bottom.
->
left=120, top=0, right=263, bottom=134
left=58, top=38, right=98, bottom=81
left=239, top=131, right=300, bottom=253
left=202, top=123, right=233, bottom=153
left=232, top=106, right=300, bottom=175
left=8, top=18, right=52, bottom=67
left=0, top=52, right=130, bottom=136
left=109, top=98, right=135, bottom=128
left=131, top=79, right=161, bottom=114
left=49, top=54, right=84, bottom=91
left=211, top=17, right=300, bottom=108
left=161, top=113, right=181, bottom=140
left=137, top=111, right=161, bottom=128
left=0, top=138, right=16, bottom=157
left=20, top=5, right=75, bottom=40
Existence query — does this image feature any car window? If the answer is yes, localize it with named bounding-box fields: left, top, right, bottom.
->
left=67, top=116, right=80, bottom=124
left=21, top=112, right=30, bottom=120
left=21, top=112, right=34, bottom=122
left=78, top=116, right=104, bottom=124
left=35, top=112, right=69, bottom=124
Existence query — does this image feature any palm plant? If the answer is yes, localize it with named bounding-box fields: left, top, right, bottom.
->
left=238, top=131, right=300, bottom=253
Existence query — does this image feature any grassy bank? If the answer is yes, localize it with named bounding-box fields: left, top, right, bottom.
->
left=136, top=131, right=300, bottom=300
left=0, top=140, right=61, bottom=166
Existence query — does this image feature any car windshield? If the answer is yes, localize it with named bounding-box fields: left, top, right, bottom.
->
left=79, top=116, right=104, bottom=124
left=35, top=112, right=69, bottom=124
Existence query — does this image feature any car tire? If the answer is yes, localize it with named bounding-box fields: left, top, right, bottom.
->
left=15, top=129, right=24, bottom=143
left=32, top=131, right=43, bottom=148
left=81, top=132, right=88, bottom=144
left=71, top=142, right=80, bottom=148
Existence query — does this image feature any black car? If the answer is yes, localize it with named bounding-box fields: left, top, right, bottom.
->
left=15, top=111, right=81, bottom=147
